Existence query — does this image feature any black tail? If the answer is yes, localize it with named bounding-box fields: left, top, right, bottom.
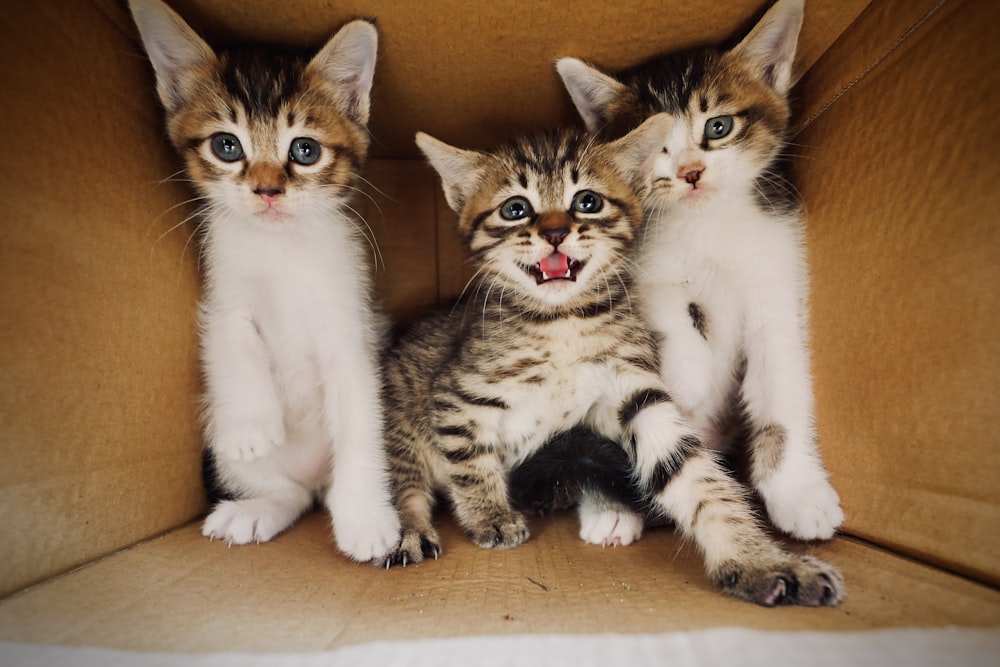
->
left=509, top=427, right=644, bottom=515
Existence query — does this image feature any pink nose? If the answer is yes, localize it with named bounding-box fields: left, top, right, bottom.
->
left=253, top=186, right=283, bottom=206
left=678, top=164, right=705, bottom=185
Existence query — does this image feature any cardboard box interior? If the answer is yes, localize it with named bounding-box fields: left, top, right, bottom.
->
left=0, top=0, right=998, bottom=652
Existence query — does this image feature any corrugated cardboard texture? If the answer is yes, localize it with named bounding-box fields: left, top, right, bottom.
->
left=0, top=512, right=998, bottom=651
left=796, top=0, right=1000, bottom=584
left=121, top=0, right=872, bottom=159
left=0, top=2, right=205, bottom=596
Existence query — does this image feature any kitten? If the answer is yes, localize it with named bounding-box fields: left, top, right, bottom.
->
left=129, top=0, right=400, bottom=562
left=382, top=117, right=843, bottom=606
left=556, top=0, right=844, bottom=541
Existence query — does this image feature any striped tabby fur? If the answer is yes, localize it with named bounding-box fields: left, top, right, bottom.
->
left=382, top=117, right=842, bottom=606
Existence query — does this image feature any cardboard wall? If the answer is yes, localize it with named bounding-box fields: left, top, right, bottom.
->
left=796, top=0, right=1000, bottom=584
left=0, top=1, right=205, bottom=597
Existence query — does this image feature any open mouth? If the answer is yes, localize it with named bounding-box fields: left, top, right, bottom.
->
left=525, top=252, right=584, bottom=285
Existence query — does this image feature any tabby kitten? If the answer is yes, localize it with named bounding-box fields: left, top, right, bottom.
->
left=130, top=0, right=400, bottom=561
left=556, top=0, right=844, bottom=540
left=383, top=117, right=842, bottom=606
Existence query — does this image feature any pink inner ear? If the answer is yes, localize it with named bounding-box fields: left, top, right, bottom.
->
left=540, top=252, right=570, bottom=279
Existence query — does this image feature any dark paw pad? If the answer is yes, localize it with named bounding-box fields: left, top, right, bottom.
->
left=717, top=555, right=844, bottom=607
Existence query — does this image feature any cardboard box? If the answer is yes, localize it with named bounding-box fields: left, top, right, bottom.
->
left=1, top=0, right=998, bottom=659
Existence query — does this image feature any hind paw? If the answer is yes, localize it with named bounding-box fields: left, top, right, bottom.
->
left=578, top=503, right=644, bottom=547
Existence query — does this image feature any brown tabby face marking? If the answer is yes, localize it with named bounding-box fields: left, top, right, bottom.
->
left=417, top=117, right=671, bottom=313
left=557, top=0, right=803, bottom=214
left=617, top=49, right=791, bottom=211
left=167, top=51, right=370, bottom=223
left=130, top=0, right=377, bottom=226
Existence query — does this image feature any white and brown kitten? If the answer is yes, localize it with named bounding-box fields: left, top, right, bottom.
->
left=556, top=0, right=843, bottom=540
left=129, top=0, right=400, bottom=562
left=382, top=118, right=842, bottom=606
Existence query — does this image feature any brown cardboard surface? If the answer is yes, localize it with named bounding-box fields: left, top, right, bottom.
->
left=793, top=0, right=951, bottom=135
left=796, top=0, right=1000, bottom=584
left=356, top=160, right=442, bottom=322
left=115, top=0, right=871, bottom=159
left=0, top=1, right=205, bottom=596
left=0, top=511, right=997, bottom=652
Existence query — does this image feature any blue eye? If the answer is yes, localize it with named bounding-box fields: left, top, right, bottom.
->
left=500, top=196, right=533, bottom=221
left=571, top=190, right=603, bottom=214
left=210, top=133, right=244, bottom=162
left=705, top=116, right=734, bottom=140
left=289, top=137, right=321, bottom=165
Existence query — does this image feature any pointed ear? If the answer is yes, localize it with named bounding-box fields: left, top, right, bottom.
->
left=605, top=113, right=672, bottom=186
left=129, top=0, right=216, bottom=112
left=556, top=57, right=627, bottom=133
left=308, top=19, right=378, bottom=125
left=415, top=132, right=484, bottom=214
left=729, top=0, right=804, bottom=94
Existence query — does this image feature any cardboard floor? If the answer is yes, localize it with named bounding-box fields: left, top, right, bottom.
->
left=1, top=511, right=998, bottom=652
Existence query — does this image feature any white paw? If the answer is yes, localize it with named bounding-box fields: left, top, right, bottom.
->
left=212, top=422, right=282, bottom=463
left=331, top=503, right=401, bottom=562
left=202, top=498, right=300, bottom=545
left=760, top=474, right=844, bottom=541
left=578, top=506, right=644, bottom=547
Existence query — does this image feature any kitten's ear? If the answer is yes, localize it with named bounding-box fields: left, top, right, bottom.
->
left=129, top=0, right=216, bottom=112
left=730, top=0, right=804, bottom=94
left=556, top=58, right=626, bottom=133
left=605, top=113, right=673, bottom=185
left=415, top=132, right=484, bottom=214
left=308, top=20, right=378, bottom=125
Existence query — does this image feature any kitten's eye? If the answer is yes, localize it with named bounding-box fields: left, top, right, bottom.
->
left=500, top=196, right=533, bottom=221
left=705, top=116, right=734, bottom=140
left=210, top=133, right=244, bottom=162
left=571, top=190, right=603, bottom=214
left=289, top=138, right=321, bottom=165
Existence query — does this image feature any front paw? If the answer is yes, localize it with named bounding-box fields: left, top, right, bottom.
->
left=378, top=527, right=442, bottom=568
left=333, top=504, right=402, bottom=563
left=212, top=421, right=283, bottom=463
left=202, top=498, right=298, bottom=545
left=761, top=473, right=844, bottom=541
left=467, top=511, right=530, bottom=549
left=716, top=554, right=844, bottom=607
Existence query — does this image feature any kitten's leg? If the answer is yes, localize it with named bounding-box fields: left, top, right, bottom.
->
left=740, top=297, right=843, bottom=541
left=652, top=445, right=843, bottom=607
left=577, top=491, right=644, bottom=547
left=437, top=427, right=529, bottom=549
left=604, top=381, right=843, bottom=606
left=201, top=307, right=284, bottom=463
left=321, top=340, right=401, bottom=564
left=381, top=423, right=442, bottom=567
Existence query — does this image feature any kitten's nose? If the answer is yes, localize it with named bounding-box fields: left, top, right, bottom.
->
left=254, top=186, right=284, bottom=206
left=678, top=164, right=705, bottom=185
left=537, top=213, right=570, bottom=248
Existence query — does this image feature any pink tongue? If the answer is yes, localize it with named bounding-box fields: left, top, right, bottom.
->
left=539, top=252, right=570, bottom=279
